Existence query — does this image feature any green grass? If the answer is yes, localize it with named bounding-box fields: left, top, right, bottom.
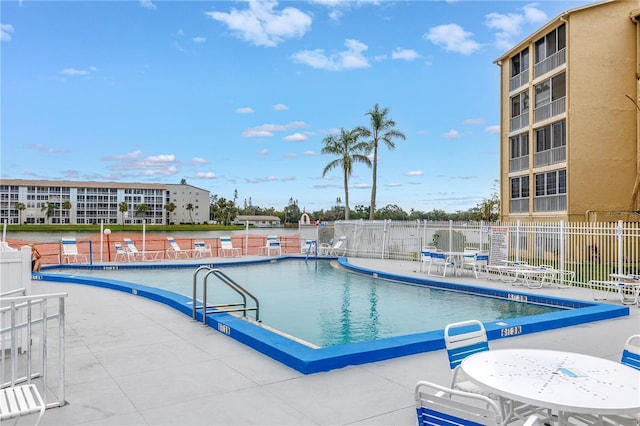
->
left=4, top=224, right=246, bottom=233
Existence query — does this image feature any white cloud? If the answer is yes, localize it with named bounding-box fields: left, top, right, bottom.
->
left=235, top=107, right=255, bottom=114
left=444, top=129, right=461, bottom=139
left=139, top=0, right=156, bottom=10
left=485, top=3, right=547, bottom=50
left=391, top=48, right=420, bottom=61
left=285, top=153, right=297, bottom=158
left=291, top=38, right=369, bottom=71
left=385, top=183, right=402, bottom=188
left=242, top=121, right=308, bottom=137
left=464, top=118, right=485, bottom=125
left=283, top=132, right=308, bottom=142
left=424, top=23, right=481, bottom=55
left=189, top=157, right=209, bottom=165
left=258, top=149, right=269, bottom=155
left=103, top=151, right=181, bottom=177
left=196, top=171, right=216, bottom=179
left=405, top=170, right=423, bottom=177
left=192, top=36, right=206, bottom=43
left=303, top=150, right=316, bottom=156
left=1, top=23, right=14, bottom=42
left=205, top=0, right=312, bottom=47
left=485, top=125, right=500, bottom=135
left=26, top=143, right=70, bottom=154
left=273, top=103, right=288, bottom=111
left=60, top=68, right=91, bottom=76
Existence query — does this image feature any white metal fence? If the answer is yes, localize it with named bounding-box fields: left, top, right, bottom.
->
left=333, top=220, right=640, bottom=286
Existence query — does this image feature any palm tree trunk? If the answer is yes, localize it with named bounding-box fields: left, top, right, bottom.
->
left=344, top=172, right=350, bottom=220
left=369, top=144, right=378, bottom=220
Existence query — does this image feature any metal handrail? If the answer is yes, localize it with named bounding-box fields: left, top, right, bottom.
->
left=192, top=267, right=259, bottom=324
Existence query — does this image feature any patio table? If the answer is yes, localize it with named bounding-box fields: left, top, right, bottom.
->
left=461, top=348, right=640, bottom=425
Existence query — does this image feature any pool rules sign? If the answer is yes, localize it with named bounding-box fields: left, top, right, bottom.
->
left=489, top=226, right=508, bottom=265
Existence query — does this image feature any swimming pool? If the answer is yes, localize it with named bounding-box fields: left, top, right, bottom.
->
left=40, top=258, right=629, bottom=373
left=50, top=260, right=560, bottom=347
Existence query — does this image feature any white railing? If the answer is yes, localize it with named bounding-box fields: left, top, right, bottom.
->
left=510, top=155, right=529, bottom=172
left=1, top=291, right=68, bottom=410
left=534, top=48, right=566, bottom=78
left=510, top=111, right=529, bottom=132
left=510, top=198, right=529, bottom=213
left=510, top=71, right=529, bottom=92
left=534, top=146, right=566, bottom=167
left=334, top=220, right=640, bottom=286
left=534, top=194, right=567, bottom=212
left=534, top=97, right=565, bottom=123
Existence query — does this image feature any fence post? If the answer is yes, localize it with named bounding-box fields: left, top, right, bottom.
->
left=515, top=220, right=521, bottom=263
left=617, top=220, right=624, bottom=275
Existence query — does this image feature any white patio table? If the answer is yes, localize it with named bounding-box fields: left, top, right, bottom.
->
left=461, top=348, right=640, bottom=425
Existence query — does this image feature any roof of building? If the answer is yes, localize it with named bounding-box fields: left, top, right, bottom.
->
left=0, top=178, right=167, bottom=190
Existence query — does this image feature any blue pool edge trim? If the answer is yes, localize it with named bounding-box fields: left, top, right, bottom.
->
left=36, top=257, right=629, bottom=374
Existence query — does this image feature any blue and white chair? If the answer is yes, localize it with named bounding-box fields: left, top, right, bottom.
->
left=621, top=334, right=640, bottom=371
left=444, top=320, right=490, bottom=395
left=260, top=236, right=282, bottom=256
left=428, top=252, right=455, bottom=277
left=218, top=236, right=241, bottom=257
left=330, top=236, right=347, bottom=256
left=415, top=380, right=541, bottom=426
left=61, top=237, right=88, bottom=263
left=420, top=246, right=436, bottom=272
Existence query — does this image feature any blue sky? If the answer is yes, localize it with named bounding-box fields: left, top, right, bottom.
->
left=1, top=0, right=592, bottom=213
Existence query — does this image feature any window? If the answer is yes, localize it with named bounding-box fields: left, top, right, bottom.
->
left=511, top=91, right=529, bottom=117
left=534, top=120, right=566, bottom=166
left=534, top=23, right=565, bottom=63
left=535, top=169, right=566, bottom=196
left=510, top=133, right=529, bottom=159
left=511, top=176, right=530, bottom=199
left=511, top=47, right=529, bottom=77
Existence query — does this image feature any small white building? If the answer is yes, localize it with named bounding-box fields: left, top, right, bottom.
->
left=233, top=215, right=282, bottom=227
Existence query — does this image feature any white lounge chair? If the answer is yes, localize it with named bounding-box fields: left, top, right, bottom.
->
left=114, top=242, right=133, bottom=262
left=218, top=236, right=241, bottom=257
left=330, top=236, right=346, bottom=256
left=61, top=237, right=88, bottom=263
left=193, top=241, right=213, bottom=258
left=166, top=237, right=193, bottom=259
left=259, top=236, right=282, bottom=256
left=123, top=238, right=162, bottom=261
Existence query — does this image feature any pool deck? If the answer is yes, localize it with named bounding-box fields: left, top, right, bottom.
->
left=31, top=256, right=640, bottom=426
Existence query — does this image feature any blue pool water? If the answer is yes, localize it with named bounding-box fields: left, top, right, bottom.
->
left=42, top=258, right=629, bottom=373
left=55, top=260, right=560, bottom=347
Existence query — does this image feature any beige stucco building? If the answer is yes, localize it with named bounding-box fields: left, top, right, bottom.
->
left=495, top=0, right=640, bottom=222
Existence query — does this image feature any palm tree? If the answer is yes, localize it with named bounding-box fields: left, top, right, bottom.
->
left=16, top=202, right=26, bottom=224
left=186, top=203, right=194, bottom=224
left=135, top=203, right=149, bottom=221
left=41, top=202, right=57, bottom=224
left=62, top=201, right=72, bottom=224
left=357, top=104, right=406, bottom=220
left=321, top=128, right=371, bottom=220
left=164, top=202, right=176, bottom=225
left=118, top=202, right=128, bottom=225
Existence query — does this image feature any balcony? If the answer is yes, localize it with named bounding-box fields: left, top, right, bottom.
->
left=534, top=97, right=565, bottom=123
left=510, top=155, right=529, bottom=172
left=510, top=111, right=529, bottom=132
left=534, top=48, right=566, bottom=78
left=510, top=71, right=529, bottom=92
left=534, top=146, right=566, bottom=168
left=510, top=198, right=529, bottom=213
left=534, top=194, right=567, bottom=212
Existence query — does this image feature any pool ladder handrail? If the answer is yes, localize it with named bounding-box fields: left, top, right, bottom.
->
left=304, top=240, right=318, bottom=262
left=192, top=266, right=260, bottom=324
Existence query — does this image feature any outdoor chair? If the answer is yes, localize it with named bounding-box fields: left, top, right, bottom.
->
left=329, top=236, right=347, bottom=256
left=166, top=237, right=193, bottom=259
left=123, top=238, right=163, bottom=261
left=428, top=252, right=455, bottom=277
left=193, top=241, right=213, bottom=258
left=444, top=319, right=491, bottom=396
left=218, top=236, right=241, bottom=257
left=0, top=384, right=46, bottom=426
left=415, top=380, right=542, bottom=426
left=420, top=246, right=436, bottom=272
left=114, top=242, right=133, bottom=262
left=61, top=237, right=88, bottom=263
left=259, top=236, right=282, bottom=256
left=621, top=334, right=640, bottom=371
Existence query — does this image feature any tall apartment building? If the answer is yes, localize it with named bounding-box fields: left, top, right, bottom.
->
left=0, top=179, right=210, bottom=225
left=495, top=0, right=640, bottom=222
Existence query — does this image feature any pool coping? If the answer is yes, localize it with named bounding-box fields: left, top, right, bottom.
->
left=37, top=257, right=629, bottom=374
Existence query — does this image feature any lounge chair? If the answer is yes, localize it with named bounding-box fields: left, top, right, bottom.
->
left=123, top=238, right=162, bottom=261
left=259, top=236, right=282, bottom=256
left=114, top=242, right=133, bottom=262
left=166, top=237, right=193, bottom=259
left=329, top=236, right=346, bottom=256
left=218, top=237, right=240, bottom=257
left=193, top=241, right=213, bottom=258
left=61, top=237, right=88, bottom=263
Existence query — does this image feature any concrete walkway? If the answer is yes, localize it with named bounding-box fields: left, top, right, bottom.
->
left=30, top=257, right=640, bottom=425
